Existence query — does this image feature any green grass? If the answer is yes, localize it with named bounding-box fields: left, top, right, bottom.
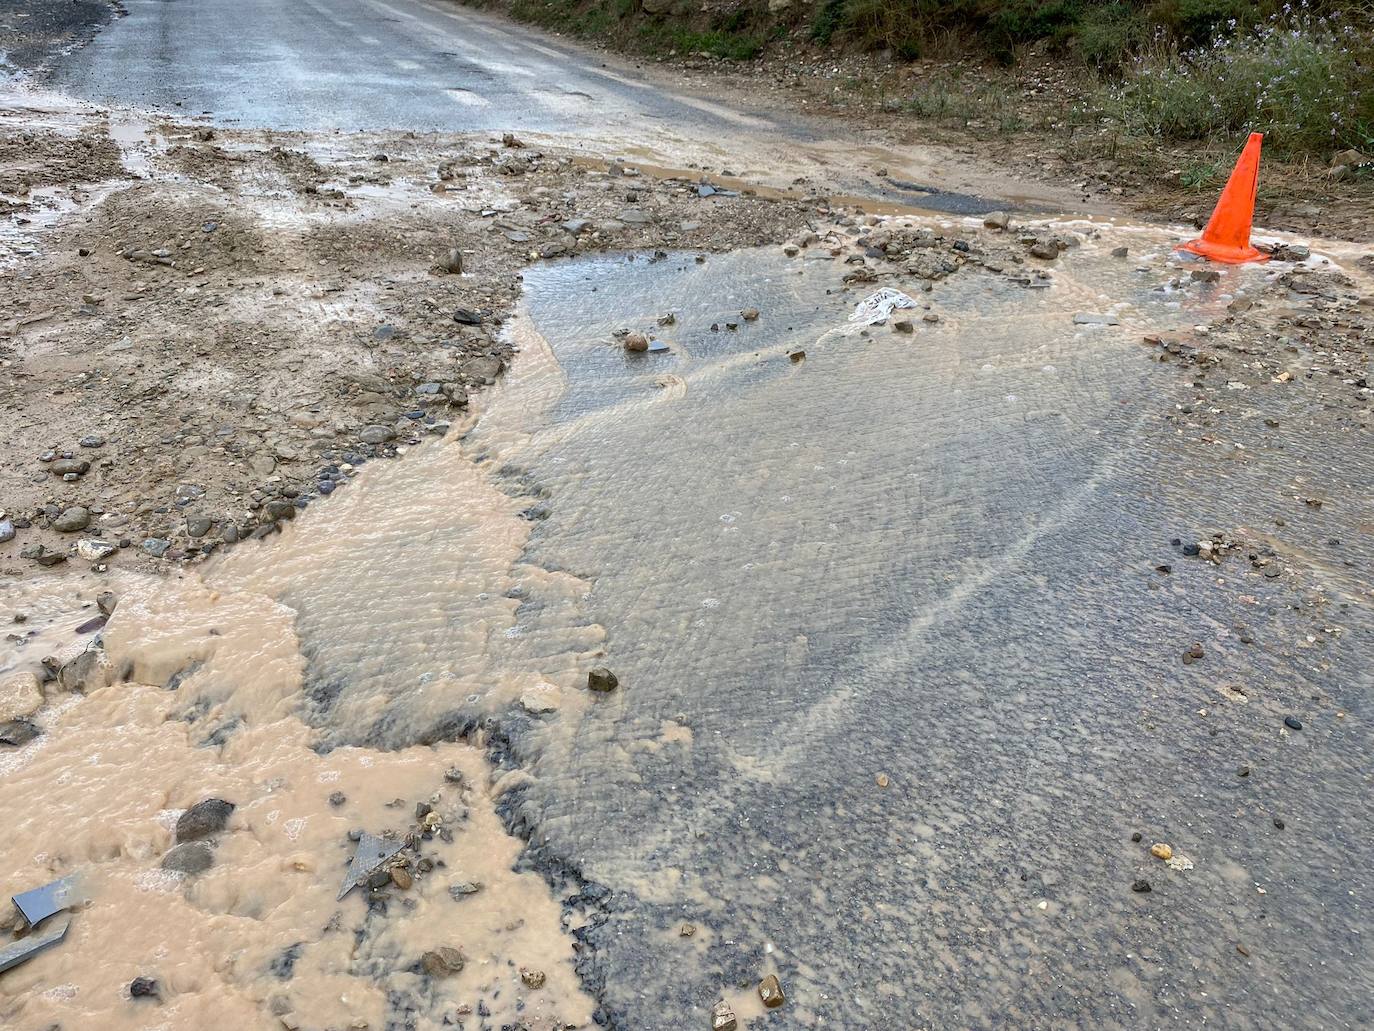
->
left=1101, top=9, right=1374, bottom=157
left=476, top=0, right=1374, bottom=161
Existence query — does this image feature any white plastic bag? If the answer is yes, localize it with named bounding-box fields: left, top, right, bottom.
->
left=849, top=287, right=917, bottom=326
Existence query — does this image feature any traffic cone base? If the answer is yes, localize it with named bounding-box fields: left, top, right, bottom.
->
left=1176, top=132, right=1268, bottom=265
left=1176, top=237, right=1267, bottom=264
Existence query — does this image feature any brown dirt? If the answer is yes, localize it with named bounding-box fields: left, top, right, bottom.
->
left=712, top=50, right=1374, bottom=239
left=509, top=27, right=1374, bottom=241
left=0, top=88, right=813, bottom=575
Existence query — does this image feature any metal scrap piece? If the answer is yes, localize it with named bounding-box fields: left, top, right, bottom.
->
left=0, top=914, right=71, bottom=974
left=337, top=833, right=405, bottom=901
left=12, top=874, right=84, bottom=928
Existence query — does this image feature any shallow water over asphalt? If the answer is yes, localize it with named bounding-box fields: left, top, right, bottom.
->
left=207, top=227, right=1374, bottom=1027
left=6, top=223, right=1371, bottom=1028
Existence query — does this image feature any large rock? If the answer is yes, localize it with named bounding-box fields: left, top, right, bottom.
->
left=75, top=539, right=117, bottom=561
left=176, top=798, right=235, bottom=842
left=52, top=507, right=91, bottom=533
left=50, top=459, right=89, bottom=477
left=0, top=673, right=44, bottom=722
left=0, top=719, right=41, bottom=747
left=161, top=841, right=214, bottom=874
left=58, top=648, right=114, bottom=693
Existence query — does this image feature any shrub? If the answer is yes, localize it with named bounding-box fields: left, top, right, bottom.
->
left=1074, top=2, right=1152, bottom=69
left=1105, top=8, right=1374, bottom=156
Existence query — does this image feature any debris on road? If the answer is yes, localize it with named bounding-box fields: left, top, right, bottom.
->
left=337, top=832, right=406, bottom=900
left=0, top=913, right=71, bottom=975
left=850, top=287, right=917, bottom=326
left=12, top=873, right=84, bottom=928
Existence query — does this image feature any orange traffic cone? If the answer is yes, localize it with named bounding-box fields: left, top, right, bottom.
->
left=1177, top=132, right=1267, bottom=264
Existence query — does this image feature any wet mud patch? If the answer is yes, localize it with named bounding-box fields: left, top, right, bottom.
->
left=0, top=570, right=597, bottom=1030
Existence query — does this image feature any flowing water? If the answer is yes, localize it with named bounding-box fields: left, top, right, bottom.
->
left=3, top=219, right=1373, bottom=1029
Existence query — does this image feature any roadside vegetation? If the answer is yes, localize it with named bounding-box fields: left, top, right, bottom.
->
left=467, top=0, right=1374, bottom=165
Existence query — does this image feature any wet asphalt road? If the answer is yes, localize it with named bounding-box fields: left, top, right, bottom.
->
left=42, top=0, right=1023, bottom=215
left=223, top=239, right=1374, bottom=1029
left=48, top=0, right=790, bottom=137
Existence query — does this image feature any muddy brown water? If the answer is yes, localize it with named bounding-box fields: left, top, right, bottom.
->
left=3, top=221, right=1373, bottom=1029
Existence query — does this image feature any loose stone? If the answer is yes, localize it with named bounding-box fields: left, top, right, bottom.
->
left=176, top=798, right=235, bottom=841
left=161, top=841, right=215, bottom=874
left=587, top=667, right=619, bottom=692
left=759, top=973, right=785, bottom=1009
left=53, top=507, right=91, bottom=533
left=520, top=968, right=546, bottom=989
left=420, top=946, right=465, bottom=977
left=710, top=1001, right=738, bottom=1031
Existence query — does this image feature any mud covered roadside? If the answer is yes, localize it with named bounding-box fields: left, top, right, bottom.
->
left=0, top=85, right=812, bottom=573
left=0, top=0, right=118, bottom=74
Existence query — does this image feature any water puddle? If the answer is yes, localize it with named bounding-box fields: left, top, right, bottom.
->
left=4, top=219, right=1372, bottom=1028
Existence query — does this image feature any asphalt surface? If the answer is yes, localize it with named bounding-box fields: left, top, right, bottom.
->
left=46, top=0, right=793, bottom=137
left=223, top=238, right=1374, bottom=1029
left=40, top=0, right=1026, bottom=215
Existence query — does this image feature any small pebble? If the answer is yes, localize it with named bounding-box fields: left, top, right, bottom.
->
left=1283, top=716, right=1303, bottom=731
left=1131, top=879, right=1152, bottom=893
left=758, top=974, right=785, bottom=1009
left=520, top=968, right=546, bottom=989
